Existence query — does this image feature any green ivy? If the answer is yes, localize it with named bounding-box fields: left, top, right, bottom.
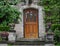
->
left=39, top=0, right=60, bottom=44
left=0, top=0, right=21, bottom=31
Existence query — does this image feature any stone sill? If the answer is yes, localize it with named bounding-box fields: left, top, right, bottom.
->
left=16, top=38, right=45, bottom=41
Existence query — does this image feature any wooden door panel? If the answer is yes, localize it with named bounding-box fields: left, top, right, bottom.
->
left=24, top=8, right=38, bottom=39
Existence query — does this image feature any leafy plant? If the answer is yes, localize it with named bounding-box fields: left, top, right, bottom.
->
left=0, top=0, right=21, bottom=31
left=39, top=0, right=60, bottom=44
left=0, top=37, right=2, bottom=41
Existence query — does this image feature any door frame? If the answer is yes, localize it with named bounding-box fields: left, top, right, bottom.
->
left=23, top=8, right=39, bottom=38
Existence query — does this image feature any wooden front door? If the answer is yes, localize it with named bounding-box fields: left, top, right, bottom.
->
left=24, top=8, right=38, bottom=39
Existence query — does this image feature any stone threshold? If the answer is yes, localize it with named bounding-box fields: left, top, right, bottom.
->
left=16, top=38, right=45, bottom=41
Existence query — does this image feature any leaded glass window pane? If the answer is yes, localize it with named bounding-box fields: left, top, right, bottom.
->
left=25, top=11, right=36, bottom=22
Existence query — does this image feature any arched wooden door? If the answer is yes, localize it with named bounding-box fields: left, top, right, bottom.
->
left=23, top=8, right=38, bottom=39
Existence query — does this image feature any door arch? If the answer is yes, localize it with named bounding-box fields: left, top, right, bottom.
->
left=23, top=8, right=38, bottom=39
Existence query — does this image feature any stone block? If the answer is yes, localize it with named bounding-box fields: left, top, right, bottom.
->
left=0, top=44, right=7, bottom=46
left=8, top=32, right=16, bottom=42
left=45, top=44, right=55, bottom=46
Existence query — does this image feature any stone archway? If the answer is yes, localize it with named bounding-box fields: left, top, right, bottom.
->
left=14, top=5, right=45, bottom=39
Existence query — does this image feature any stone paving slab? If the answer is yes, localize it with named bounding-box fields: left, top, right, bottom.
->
left=0, top=44, right=8, bottom=46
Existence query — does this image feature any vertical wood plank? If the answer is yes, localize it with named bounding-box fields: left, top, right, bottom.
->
left=24, top=8, right=38, bottom=39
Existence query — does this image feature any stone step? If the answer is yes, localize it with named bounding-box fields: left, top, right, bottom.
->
left=16, top=38, right=45, bottom=41
left=0, top=41, right=45, bottom=45
left=0, top=40, right=54, bottom=45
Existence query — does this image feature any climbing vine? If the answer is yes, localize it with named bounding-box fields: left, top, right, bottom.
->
left=0, top=0, right=21, bottom=31
left=39, top=0, right=60, bottom=44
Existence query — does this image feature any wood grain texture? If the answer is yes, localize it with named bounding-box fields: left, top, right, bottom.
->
left=23, top=8, right=38, bottom=39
